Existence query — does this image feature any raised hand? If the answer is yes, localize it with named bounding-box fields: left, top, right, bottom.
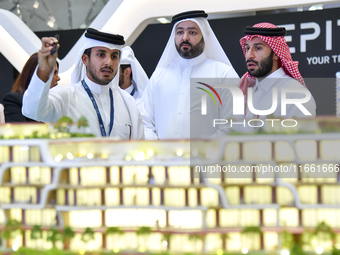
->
left=37, top=37, right=59, bottom=82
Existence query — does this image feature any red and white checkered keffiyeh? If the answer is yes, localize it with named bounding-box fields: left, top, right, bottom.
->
left=238, top=22, right=306, bottom=96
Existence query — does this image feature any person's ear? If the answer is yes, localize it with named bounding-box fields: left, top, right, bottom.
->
left=82, top=54, right=89, bottom=66
left=274, top=53, right=279, bottom=61
left=124, top=67, right=132, bottom=78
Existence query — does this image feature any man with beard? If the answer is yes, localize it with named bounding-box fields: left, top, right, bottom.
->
left=238, top=22, right=316, bottom=119
left=119, top=46, right=148, bottom=109
left=22, top=28, right=144, bottom=139
left=141, top=10, right=239, bottom=140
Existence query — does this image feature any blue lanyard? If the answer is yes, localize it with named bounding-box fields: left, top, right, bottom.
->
left=81, top=80, right=114, bottom=137
left=130, top=87, right=135, bottom=97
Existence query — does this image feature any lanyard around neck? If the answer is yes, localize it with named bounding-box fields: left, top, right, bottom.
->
left=130, top=87, right=135, bottom=97
left=81, top=80, right=114, bottom=137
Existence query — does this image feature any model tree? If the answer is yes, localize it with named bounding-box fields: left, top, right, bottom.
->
left=61, top=226, right=75, bottom=250
left=241, top=226, right=263, bottom=251
left=136, top=226, right=152, bottom=251
left=46, top=228, right=61, bottom=248
left=81, top=227, right=95, bottom=251
left=56, top=116, right=73, bottom=133
left=105, top=227, right=125, bottom=252
left=30, top=225, right=43, bottom=249
left=2, top=219, right=22, bottom=248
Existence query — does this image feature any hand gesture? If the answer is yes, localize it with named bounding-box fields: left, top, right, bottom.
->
left=37, top=36, right=59, bottom=82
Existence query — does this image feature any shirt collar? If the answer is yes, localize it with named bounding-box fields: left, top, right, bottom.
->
left=124, top=84, right=134, bottom=94
left=179, top=52, right=207, bottom=67
left=254, top=67, right=285, bottom=92
left=85, top=76, right=110, bottom=95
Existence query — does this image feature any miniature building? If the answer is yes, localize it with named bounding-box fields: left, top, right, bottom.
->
left=1, top=123, right=340, bottom=252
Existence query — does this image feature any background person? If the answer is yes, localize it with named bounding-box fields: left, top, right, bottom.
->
left=119, top=46, right=148, bottom=109
left=3, top=52, right=59, bottom=123
left=0, top=103, right=4, bottom=124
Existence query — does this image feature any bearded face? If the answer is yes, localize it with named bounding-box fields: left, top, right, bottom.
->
left=175, top=20, right=205, bottom=59
left=244, top=37, right=277, bottom=80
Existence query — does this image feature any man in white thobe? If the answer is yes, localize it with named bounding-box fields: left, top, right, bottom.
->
left=119, top=46, right=148, bottom=110
left=22, top=28, right=144, bottom=139
left=141, top=10, right=239, bottom=140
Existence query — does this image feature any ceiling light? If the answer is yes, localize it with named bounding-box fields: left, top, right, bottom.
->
left=309, top=4, right=323, bottom=11
left=33, top=0, right=39, bottom=9
left=157, top=17, right=171, bottom=24
left=47, top=20, right=54, bottom=28
left=47, top=15, right=56, bottom=28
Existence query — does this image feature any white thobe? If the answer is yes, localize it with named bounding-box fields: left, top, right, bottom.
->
left=141, top=53, right=239, bottom=140
left=125, top=84, right=134, bottom=95
left=22, top=71, right=144, bottom=140
left=0, top=103, right=4, bottom=124
left=124, top=83, right=144, bottom=111
left=245, top=68, right=316, bottom=119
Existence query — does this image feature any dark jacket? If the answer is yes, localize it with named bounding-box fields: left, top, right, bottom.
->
left=3, top=92, right=37, bottom=123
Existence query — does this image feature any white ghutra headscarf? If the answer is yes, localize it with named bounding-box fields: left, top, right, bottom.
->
left=120, top=46, right=149, bottom=104
left=71, top=28, right=124, bottom=85
left=155, top=11, right=234, bottom=70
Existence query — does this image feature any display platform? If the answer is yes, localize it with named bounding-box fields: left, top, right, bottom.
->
left=0, top=121, right=340, bottom=253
